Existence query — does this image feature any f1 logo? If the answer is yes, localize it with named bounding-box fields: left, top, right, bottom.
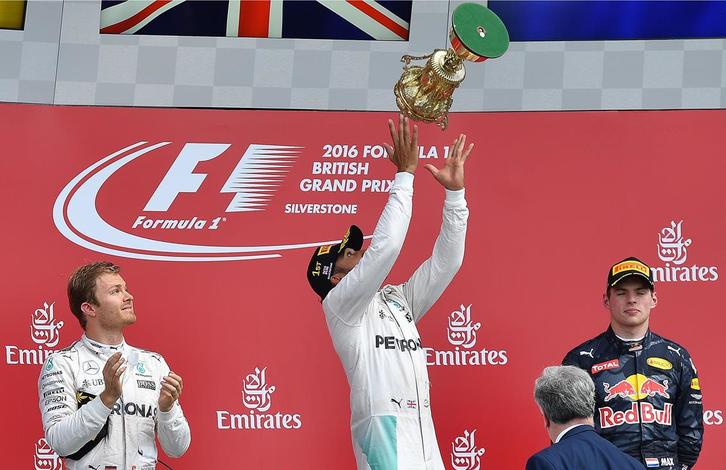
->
left=144, top=143, right=229, bottom=211
left=144, top=143, right=301, bottom=213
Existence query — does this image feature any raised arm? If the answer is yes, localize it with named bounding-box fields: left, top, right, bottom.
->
left=401, top=134, right=473, bottom=322
left=323, top=115, right=419, bottom=325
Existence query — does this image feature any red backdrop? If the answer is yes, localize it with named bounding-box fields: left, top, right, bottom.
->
left=1, top=103, right=723, bottom=469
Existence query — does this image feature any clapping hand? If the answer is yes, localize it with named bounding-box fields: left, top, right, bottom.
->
left=159, top=372, right=184, bottom=412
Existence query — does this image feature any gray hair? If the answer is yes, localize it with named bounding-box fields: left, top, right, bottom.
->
left=534, top=366, right=595, bottom=424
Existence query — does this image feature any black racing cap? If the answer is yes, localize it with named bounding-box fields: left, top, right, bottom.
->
left=607, top=257, right=654, bottom=289
left=307, top=225, right=363, bottom=300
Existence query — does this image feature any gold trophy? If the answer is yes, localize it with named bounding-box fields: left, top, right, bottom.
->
left=394, top=3, right=509, bottom=129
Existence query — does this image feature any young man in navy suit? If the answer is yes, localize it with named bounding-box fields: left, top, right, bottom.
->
left=526, top=366, right=645, bottom=470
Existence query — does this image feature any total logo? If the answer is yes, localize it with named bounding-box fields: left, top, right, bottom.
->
left=34, top=437, right=61, bottom=470
left=6, top=302, right=63, bottom=366
left=599, top=374, right=672, bottom=429
left=51, top=141, right=357, bottom=262
left=653, top=220, right=718, bottom=282
left=450, top=429, right=485, bottom=470
left=425, top=304, right=508, bottom=367
left=216, top=366, right=302, bottom=430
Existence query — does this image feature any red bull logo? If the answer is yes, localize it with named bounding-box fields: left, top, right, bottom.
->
left=640, top=378, right=670, bottom=399
left=600, top=402, right=672, bottom=429
left=599, top=374, right=673, bottom=429
left=603, top=379, right=636, bottom=401
left=603, top=374, right=670, bottom=402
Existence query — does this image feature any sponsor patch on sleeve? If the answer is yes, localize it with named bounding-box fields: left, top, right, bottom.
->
left=691, top=378, right=700, bottom=390
left=646, top=357, right=672, bottom=370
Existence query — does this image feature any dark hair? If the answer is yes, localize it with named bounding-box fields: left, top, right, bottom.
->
left=67, top=262, right=120, bottom=329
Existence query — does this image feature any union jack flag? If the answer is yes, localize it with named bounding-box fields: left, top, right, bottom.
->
left=100, top=0, right=411, bottom=40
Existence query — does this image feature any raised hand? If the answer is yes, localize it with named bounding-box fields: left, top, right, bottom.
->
left=100, top=352, right=125, bottom=408
left=424, top=133, right=473, bottom=191
left=159, top=371, right=184, bottom=412
left=383, top=114, right=419, bottom=174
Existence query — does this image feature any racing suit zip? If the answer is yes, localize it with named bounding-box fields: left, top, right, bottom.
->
left=632, top=346, right=646, bottom=463
left=120, top=396, right=126, bottom=469
left=387, top=294, right=426, bottom=461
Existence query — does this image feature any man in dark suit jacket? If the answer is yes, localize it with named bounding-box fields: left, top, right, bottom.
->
left=526, top=366, right=645, bottom=470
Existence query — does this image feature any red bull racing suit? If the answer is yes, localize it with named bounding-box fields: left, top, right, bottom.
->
left=323, top=172, right=468, bottom=470
left=38, top=335, right=191, bottom=469
left=563, top=328, right=703, bottom=470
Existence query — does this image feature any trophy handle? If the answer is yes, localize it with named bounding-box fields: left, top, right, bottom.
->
left=400, top=51, right=438, bottom=70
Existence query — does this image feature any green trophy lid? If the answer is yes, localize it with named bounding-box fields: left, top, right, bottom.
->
left=452, top=3, right=509, bottom=59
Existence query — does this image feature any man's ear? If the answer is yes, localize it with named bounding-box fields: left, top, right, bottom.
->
left=603, top=292, right=610, bottom=309
left=80, top=302, right=96, bottom=320
left=330, top=274, right=342, bottom=286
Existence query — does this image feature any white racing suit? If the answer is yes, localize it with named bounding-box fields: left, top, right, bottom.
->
left=38, top=335, right=191, bottom=469
left=323, top=172, right=468, bottom=470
